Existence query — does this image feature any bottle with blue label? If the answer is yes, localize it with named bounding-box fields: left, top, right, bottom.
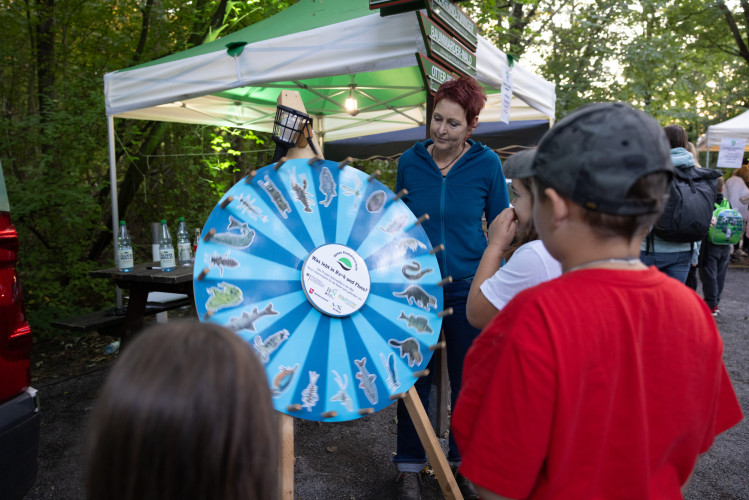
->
left=176, top=217, right=193, bottom=267
left=117, top=220, right=134, bottom=272
left=159, top=219, right=176, bottom=271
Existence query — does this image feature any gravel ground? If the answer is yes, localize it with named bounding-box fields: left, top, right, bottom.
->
left=25, top=265, right=748, bottom=499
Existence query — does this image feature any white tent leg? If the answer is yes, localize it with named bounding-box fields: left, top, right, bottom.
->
left=706, top=130, right=710, bottom=168
left=107, top=114, right=123, bottom=309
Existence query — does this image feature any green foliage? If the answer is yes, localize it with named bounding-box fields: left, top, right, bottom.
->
left=0, top=0, right=298, bottom=338
left=470, top=0, right=749, bottom=136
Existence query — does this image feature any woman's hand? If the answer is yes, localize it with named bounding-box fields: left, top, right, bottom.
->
left=487, top=207, right=518, bottom=251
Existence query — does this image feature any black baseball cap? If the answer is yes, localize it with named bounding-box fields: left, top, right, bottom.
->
left=502, top=148, right=536, bottom=179
left=531, top=102, right=674, bottom=215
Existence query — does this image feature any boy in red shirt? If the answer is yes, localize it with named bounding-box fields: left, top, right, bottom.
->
left=452, top=103, right=743, bottom=500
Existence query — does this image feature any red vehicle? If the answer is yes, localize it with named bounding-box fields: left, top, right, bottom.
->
left=0, top=160, right=39, bottom=499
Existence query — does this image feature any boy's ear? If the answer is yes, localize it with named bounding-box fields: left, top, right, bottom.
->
left=545, top=187, right=570, bottom=226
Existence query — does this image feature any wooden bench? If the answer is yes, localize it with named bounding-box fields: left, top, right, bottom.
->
left=52, top=296, right=192, bottom=335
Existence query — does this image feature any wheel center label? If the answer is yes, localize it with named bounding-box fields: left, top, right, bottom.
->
left=302, top=244, right=370, bottom=317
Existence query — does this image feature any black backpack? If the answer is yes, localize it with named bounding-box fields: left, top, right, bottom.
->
left=652, top=167, right=722, bottom=243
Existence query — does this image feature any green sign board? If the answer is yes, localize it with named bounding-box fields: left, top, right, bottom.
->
left=416, top=53, right=458, bottom=95
left=426, top=0, right=477, bottom=51
left=417, top=12, right=476, bottom=77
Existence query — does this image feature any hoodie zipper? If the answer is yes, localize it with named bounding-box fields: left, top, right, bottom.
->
left=440, top=175, right=447, bottom=275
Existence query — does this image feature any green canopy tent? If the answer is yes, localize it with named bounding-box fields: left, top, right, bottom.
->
left=103, top=0, right=555, bottom=261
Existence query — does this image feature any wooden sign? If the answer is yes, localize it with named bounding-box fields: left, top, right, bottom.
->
left=370, top=0, right=471, bottom=14
left=417, top=12, right=476, bottom=77
left=425, top=0, right=477, bottom=51
left=416, top=53, right=458, bottom=95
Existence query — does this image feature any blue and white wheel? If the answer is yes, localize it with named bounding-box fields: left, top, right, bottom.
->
left=193, top=158, right=443, bottom=422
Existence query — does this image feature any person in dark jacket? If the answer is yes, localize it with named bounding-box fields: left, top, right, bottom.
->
left=393, top=76, right=509, bottom=500
left=699, top=177, right=732, bottom=316
left=640, top=125, right=701, bottom=283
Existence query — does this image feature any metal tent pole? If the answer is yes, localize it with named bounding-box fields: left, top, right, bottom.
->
left=706, top=130, right=710, bottom=168
left=107, top=114, right=123, bottom=309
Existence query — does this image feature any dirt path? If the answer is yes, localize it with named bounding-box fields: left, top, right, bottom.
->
left=26, top=266, right=749, bottom=499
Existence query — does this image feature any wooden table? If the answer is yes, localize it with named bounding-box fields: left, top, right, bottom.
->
left=90, top=262, right=195, bottom=343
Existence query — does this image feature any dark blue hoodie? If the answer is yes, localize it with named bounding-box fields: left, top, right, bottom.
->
left=396, top=139, right=509, bottom=280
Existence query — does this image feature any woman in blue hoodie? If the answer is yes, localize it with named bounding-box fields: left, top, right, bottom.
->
left=392, top=76, right=509, bottom=500
left=640, top=125, right=701, bottom=283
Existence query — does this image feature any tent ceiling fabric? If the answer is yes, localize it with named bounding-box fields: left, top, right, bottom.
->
left=696, top=110, right=749, bottom=152
left=104, top=0, right=555, bottom=143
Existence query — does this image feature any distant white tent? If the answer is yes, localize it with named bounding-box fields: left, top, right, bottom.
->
left=696, top=110, right=749, bottom=155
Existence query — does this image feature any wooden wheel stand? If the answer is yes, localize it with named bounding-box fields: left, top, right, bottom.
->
left=272, top=90, right=462, bottom=500
left=278, top=376, right=463, bottom=500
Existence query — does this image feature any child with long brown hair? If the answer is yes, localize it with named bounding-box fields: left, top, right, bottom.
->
left=86, top=321, right=277, bottom=500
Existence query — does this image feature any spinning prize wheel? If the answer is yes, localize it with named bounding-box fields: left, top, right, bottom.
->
left=193, top=158, right=445, bottom=422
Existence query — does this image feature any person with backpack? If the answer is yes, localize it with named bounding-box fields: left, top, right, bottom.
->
left=640, top=125, right=721, bottom=283
left=698, top=177, right=742, bottom=316
left=725, top=162, right=749, bottom=260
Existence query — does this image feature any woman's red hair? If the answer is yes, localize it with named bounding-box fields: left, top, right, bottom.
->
left=434, top=76, right=487, bottom=123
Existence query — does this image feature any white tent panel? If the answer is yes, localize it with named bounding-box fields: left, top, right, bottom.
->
left=476, top=37, right=555, bottom=119
left=105, top=13, right=424, bottom=118
left=696, top=110, right=749, bottom=152
left=104, top=11, right=555, bottom=134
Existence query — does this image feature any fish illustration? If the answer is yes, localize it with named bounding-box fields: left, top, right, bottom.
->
left=290, top=167, right=314, bottom=214
left=206, top=250, right=239, bottom=277
left=395, top=238, right=427, bottom=256
left=212, top=216, right=255, bottom=249
left=354, top=357, right=378, bottom=405
left=366, top=190, right=386, bottom=213
left=380, top=352, right=400, bottom=391
left=237, top=193, right=268, bottom=223
left=253, top=329, right=290, bottom=363
left=398, top=311, right=433, bottom=334
left=393, top=285, right=437, bottom=312
left=258, top=175, right=291, bottom=219
left=205, top=281, right=243, bottom=311
left=341, top=175, right=363, bottom=210
left=401, top=260, right=434, bottom=281
left=379, top=213, right=409, bottom=233
left=271, top=363, right=299, bottom=397
left=301, top=371, right=320, bottom=411
left=318, top=167, right=337, bottom=207
left=388, top=338, right=423, bottom=367
left=330, top=370, right=354, bottom=412
left=227, top=303, right=279, bottom=332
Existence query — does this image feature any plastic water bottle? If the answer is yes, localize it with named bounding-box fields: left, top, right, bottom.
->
left=117, top=221, right=134, bottom=272
left=159, top=219, right=176, bottom=271
left=177, top=217, right=193, bottom=267
left=193, top=228, right=201, bottom=254
left=104, top=340, right=120, bottom=355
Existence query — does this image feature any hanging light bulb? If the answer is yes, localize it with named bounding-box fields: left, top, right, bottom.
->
left=345, top=85, right=358, bottom=116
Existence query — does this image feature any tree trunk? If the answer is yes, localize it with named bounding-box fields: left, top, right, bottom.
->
left=36, top=0, right=56, bottom=157
left=89, top=1, right=231, bottom=261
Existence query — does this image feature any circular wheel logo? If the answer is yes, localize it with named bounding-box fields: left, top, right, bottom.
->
left=301, top=244, right=370, bottom=317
